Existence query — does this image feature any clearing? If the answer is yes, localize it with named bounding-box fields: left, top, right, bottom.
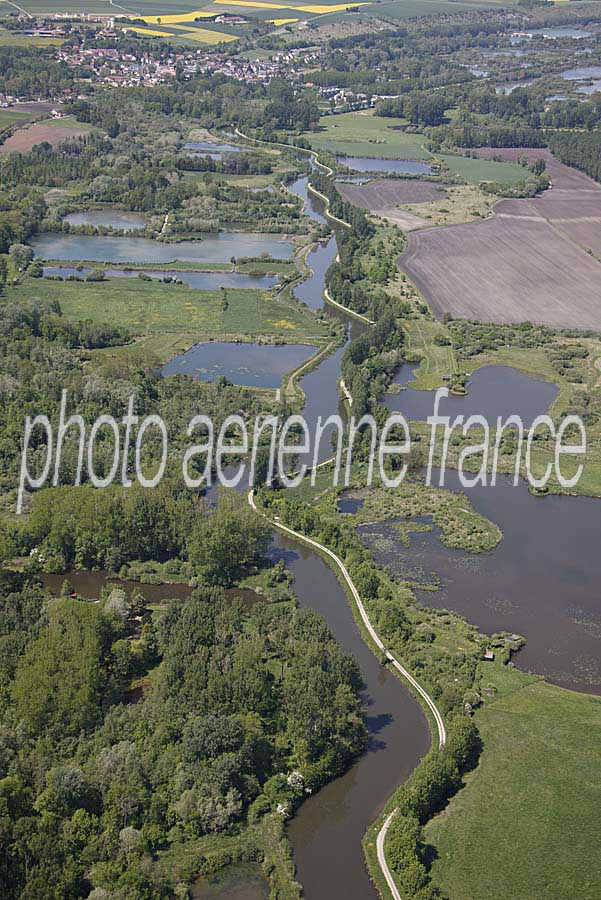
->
left=0, top=116, right=96, bottom=154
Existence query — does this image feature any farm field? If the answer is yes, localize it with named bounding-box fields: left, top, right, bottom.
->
left=401, top=210, right=601, bottom=329
left=400, top=149, right=601, bottom=329
left=438, top=153, right=527, bottom=185
left=305, top=111, right=430, bottom=159
left=0, top=108, right=32, bottom=128
left=336, top=178, right=448, bottom=207
left=427, top=662, right=601, bottom=900
left=0, top=116, right=96, bottom=154
left=471, top=147, right=601, bottom=255
left=11, top=276, right=328, bottom=340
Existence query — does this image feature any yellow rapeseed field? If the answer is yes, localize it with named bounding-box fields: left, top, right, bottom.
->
left=141, top=10, right=216, bottom=24
left=214, top=0, right=369, bottom=11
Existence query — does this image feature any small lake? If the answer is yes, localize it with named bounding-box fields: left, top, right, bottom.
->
left=63, top=209, right=147, bottom=231
left=561, top=66, right=601, bottom=81
left=192, top=864, right=268, bottom=900
left=32, top=233, right=293, bottom=263
left=384, top=364, right=558, bottom=426
left=43, top=266, right=279, bottom=291
left=184, top=140, right=244, bottom=152
left=162, top=341, right=317, bottom=388
left=359, top=469, right=601, bottom=693
left=496, top=81, right=534, bottom=94
left=512, top=27, right=592, bottom=44
left=335, top=156, right=434, bottom=176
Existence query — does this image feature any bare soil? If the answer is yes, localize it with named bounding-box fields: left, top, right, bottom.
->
left=400, top=150, right=601, bottom=329
left=337, top=177, right=448, bottom=208
left=0, top=120, right=92, bottom=154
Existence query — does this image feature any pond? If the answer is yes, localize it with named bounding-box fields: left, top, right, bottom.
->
left=40, top=571, right=192, bottom=603
left=63, top=209, right=147, bottom=231
left=31, top=232, right=293, bottom=263
left=192, top=864, right=269, bottom=900
left=161, top=341, right=318, bottom=388
left=335, top=156, right=434, bottom=176
left=43, top=266, right=279, bottom=291
left=40, top=571, right=260, bottom=608
left=383, top=363, right=558, bottom=426
left=496, top=81, right=534, bottom=94
left=561, top=65, right=601, bottom=81
left=358, top=468, right=601, bottom=693
left=184, top=140, right=244, bottom=152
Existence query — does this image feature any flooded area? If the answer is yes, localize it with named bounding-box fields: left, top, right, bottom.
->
left=192, top=864, right=269, bottom=900
left=63, top=209, right=147, bottom=230
left=336, top=155, right=434, bottom=175
left=43, top=266, right=279, bottom=290
left=41, top=570, right=192, bottom=602
left=384, top=363, right=558, bottom=425
left=359, top=470, right=601, bottom=693
left=31, top=232, right=293, bottom=263
left=161, top=341, right=318, bottom=388
left=184, top=140, right=244, bottom=152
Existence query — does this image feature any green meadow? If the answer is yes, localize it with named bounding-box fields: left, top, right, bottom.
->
left=12, top=275, right=328, bottom=340
left=427, top=662, right=601, bottom=900
left=306, top=111, right=431, bottom=160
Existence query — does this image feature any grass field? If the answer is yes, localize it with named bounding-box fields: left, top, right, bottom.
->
left=12, top=275, right=328, bottom=340
left=438, top=153, right=527, bottom=186
left=0, top=109, right=31, bottom=128
left=305, top=111, right=430, bottom=160
left=0, top=25, right=64, bottom=45
left=426, top=661, right=601, bottom=900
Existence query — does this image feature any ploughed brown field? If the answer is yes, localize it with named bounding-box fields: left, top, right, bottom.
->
left=401, top=150, right=601, bottom=330
left=336, top=177, right=448, bottom=229
left=0, top=120, right=92, bottom=154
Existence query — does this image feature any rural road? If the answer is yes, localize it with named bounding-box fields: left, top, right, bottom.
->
left=247, top=489, right=446, bottom=900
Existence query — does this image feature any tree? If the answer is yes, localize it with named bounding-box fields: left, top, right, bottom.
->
left=9, top=243, right=33, bottom=271
left=11, top=600, right=118, bottom=740
left=187, top=493, right=270, bottom=585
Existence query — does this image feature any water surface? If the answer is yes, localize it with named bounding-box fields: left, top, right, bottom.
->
left=359, top=470, right=601, bottom=693
left=336, top=156, right=434, bottom=175
left=272, top=533, right=430, bottom=900
left=562, top=65, right=601, bottom=81
left=162, top=341, right=317, bottom=388
left=384, top=364, right=558, bottom=426
left=185, top=140, right=244, bottom=152
left=43, top=266, right=278, bottom=290
left=63, top=209, right=147, bottom=231
left=32, top=233, right=293, bottom=263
